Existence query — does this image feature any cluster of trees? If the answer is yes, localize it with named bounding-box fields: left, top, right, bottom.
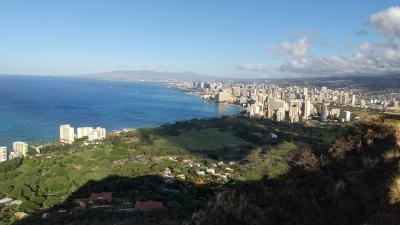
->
left=0, top=158, right=23, bottom=173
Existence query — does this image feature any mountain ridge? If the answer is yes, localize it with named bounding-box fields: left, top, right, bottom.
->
left=83, top=70, right=220, bottom=82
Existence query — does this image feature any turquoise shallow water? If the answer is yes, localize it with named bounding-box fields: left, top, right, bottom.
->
left=0, top=75, right=241, bottom=146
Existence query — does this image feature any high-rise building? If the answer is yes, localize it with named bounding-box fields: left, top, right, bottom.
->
left=303, top=87, right=308, bottom=100
left=343, top=92, right=350, bottom=105
left=321, top=103, right=328, bottom=121
left=0, top=147, right=7, bottom=162
left=351, top=95, right=356, bottom=106
left=77, top=127, right=94, bottom=139
left=60, top=124, right=75, bottom=144
left=216, top=91, right=231, bottom=103
left=303, top=99, right=311, bottom=119
left=338, top=91, right=344, bottom=104
left=318, top=93, right=325, bottom=103
left=248, top=102, right=264, bottom=117
left=266, top=99, right=285, bottom=120
left=275, top=108, right=286, bottom=122
left=13, top=141, right=28, bottom=157
left=88, top=127, right=107, bottom=142
left=289, top=105, right=300, bottom=122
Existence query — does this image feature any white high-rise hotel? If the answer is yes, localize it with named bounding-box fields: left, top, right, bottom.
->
left=88, top=127, right=107, bottom=141
left=0, top=146, right=7, bottom=162
left=61, top=125, right=106, bottom=143
left=77, top=127, right=93, bottom=139
left=60, top=124, right=75, bottom=144
left=13, top=141, right=28, bottom=157
left=303, top=99, right=311, bottom=119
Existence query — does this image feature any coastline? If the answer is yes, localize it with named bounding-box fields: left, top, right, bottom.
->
left=166, top=83, right=245, bottom=111
left=0, top=77, right=241, bottom=147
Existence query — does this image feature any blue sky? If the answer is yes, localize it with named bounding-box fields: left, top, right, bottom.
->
left=0, top=0, right=399, bottom=78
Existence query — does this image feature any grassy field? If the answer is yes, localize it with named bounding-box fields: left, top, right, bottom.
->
left=167, top=128, right=248, bottom=151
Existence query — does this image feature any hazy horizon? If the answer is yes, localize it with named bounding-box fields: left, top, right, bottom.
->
left=1, top=1, right=400, bottom=78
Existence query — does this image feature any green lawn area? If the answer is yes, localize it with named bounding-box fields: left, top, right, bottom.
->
left=166, top=128, right=248, bottom=151
left=148, top=128, right=251, bottom=160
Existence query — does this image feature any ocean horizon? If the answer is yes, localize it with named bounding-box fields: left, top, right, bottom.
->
left=0, top=75, right=241, bottom=147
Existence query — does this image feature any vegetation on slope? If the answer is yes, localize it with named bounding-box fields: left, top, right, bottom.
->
left=185, top=122, right=400, bottom=225
left=0, top=115, right=388, bottom=225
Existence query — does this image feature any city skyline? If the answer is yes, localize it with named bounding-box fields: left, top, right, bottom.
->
left=1, top=1, right=399, bottom=78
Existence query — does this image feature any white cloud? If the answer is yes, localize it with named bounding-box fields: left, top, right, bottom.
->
left=239, top=6, right=400, bottom=77
left=369, top=6, right=400, bottom=38
left=238, top=63, right=268, bottom=71
left=280, top=38, right=309, bottom=57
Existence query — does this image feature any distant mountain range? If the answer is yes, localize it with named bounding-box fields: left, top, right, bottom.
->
left=83, top=70, right=219, bottom=82
left=82, top=70, right=400, bottom=91
left=270, top=74, right=400, bottom=91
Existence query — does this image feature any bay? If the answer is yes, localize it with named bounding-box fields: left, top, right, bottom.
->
left=0, top=75, right=241, bottom=146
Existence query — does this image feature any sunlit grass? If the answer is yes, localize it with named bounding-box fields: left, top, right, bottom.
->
left=389, top=176, right=400, bottom=204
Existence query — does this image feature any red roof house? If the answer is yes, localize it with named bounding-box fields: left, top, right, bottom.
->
left=134, top=201, right=164, bottom=212
left=88, top=192, right=113, bottom=205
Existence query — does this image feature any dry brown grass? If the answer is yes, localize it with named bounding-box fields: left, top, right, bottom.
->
left=389, top=176, right=400, bottom=204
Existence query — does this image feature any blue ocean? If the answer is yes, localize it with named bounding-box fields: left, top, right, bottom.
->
left=0, top=75, right=241, bottom=146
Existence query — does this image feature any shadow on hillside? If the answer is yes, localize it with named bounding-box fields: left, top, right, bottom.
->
left=185, top=123, right=400, bottom=225
left=12, top=173, right=227, bottom=225
left=12, top=122, right=400, bottom=225
left=157, top=116, right=354, bottom=160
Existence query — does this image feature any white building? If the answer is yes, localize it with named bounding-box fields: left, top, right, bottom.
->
left=329, top=108, right=341, bottom=118
left=13, top=141, right=28, bottom=157
left=60, top=124, right=75, bottom=144
left=88, top=127, right=107, bottom=141
left=344, top=111, right=351, bottom=122
left=9, top=151, right=23, bottom=159
left=275, top=108, right=286, bottom=122
left=77, top=127, right=94, bottom=139
left=351, top=95, right=356, bottom=106
left=0, top=147, right=7, bottom=162
left=289, top=105, right=300, bottom=122
left=216, top=91, right=231, bottom=103
left=248, top=102, right=264, bottom=117
left=303, top=99, right=311, bottom=119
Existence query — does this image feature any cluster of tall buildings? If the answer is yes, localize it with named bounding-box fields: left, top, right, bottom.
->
left=60, top=124, right=107, bottom=144
left=188, top=82, right=381, bottom=123
left=0, top=124, right=108, bottom=163
left=0, top=141, right=29, bottom=162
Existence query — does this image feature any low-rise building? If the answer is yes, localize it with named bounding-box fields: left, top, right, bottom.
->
left=88, top=192, right=112, bottom=205
left=9, top=151, right=23, bottom=159
left=134, top=201, right=164, bottom=212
